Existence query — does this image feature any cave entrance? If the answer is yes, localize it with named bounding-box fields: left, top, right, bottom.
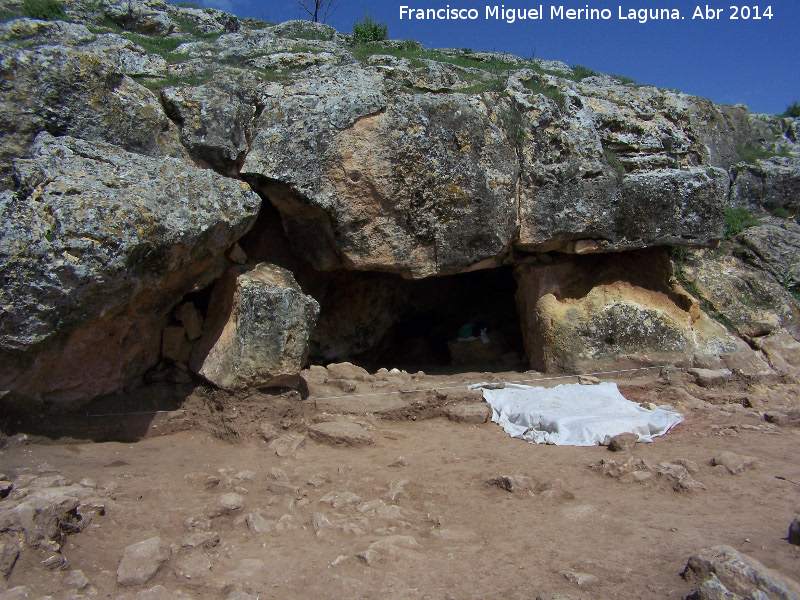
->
left=234, top=194, right=527, bottom=371
left=310, top=266, right=526, bottom=371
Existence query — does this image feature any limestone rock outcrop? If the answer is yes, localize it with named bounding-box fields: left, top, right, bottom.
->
left=677, top=249, right=800, bottom=340
left=0, top=0, right=798, bottom=405
left=0, top=18, right=186, bottom=190
left=190, top=264, right=320, bottom=390
left=0, top=133, right=260, bottom=405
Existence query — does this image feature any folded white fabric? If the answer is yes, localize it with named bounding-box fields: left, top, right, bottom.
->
left=474, top=382, right=683, bottom=446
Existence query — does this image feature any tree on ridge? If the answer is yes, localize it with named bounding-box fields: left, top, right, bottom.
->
left=294, top=0, right=338, bottom=23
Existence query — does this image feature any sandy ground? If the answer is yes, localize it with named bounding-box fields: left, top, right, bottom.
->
left=1, top=366, right=800, bottom=600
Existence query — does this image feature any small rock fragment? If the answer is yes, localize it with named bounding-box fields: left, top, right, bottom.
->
left=218, top=493, right=245, bottom=514
left=389, top=456, right=409, bottom=467
left=184, top=516, right=212, bottom=531
left=789, top=516, right=800, bottom=546
left=674, top=478, right=707, bottom=493
left=658, top=463, right=689, bottom=481
left=184, top=472, right=220, bottom=490
left=688, top=368, right=732, bottom=388
left=308, top=421, right=373, bottom=446
left=485, top=475, right=537, bottom=493
left=40, top=553, right=67, bottom=570
left=173, top=552, right=212, bottom=583
left=258, top=422, right=280, bottom=442
left=329, top=555, right=350, bottom=568
left=274, top=514, right=295, bottom=533
left=226, top=242, right=248, bottom=265
left=268, top=434, right=306, bottom=458
left=607, top=433, right=639, bottom=452
left=0, top=481, right=12, bottom=498
left=0, top=542, right=20, bottom=579
left=619, top=471, right=652, bottom=483
left=326, top=362, right=370, bottom=381
left=711, top=451, right=758, bottom=474
left=267, top=481, right=300, bottom=495
left=268, top=468, right=287, bottom=481
left=245, top=513, right=271, bottom=535
left=0, top=587, right=32, bottom=600
left=174, top=302, right=205, bottom=341
left=356, top=548, right=380, bottom=567
left=673, top=458, right=700, bottom=473
left=65, top=569, right=90, bottom=590
left=234, top=470, right=255, bottom=482
left=331, top=379, right=357, bottom=393
left=311, top=512, right=334, bottom=536
left=307, top=473, right=330, bottom=488
left=578, top=376, right=601, bottom=385
left=356, top=535, right=421, bottom=567
left=560, top=571, right=598, bottom=587
left=181, top=532, right=220, bottom=549
left=319, top=491, right=362, bottom=509
left=444, top=403, right=491, bottom=424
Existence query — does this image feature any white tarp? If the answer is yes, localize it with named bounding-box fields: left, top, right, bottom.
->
left=474, top=382, right=684, bottom=446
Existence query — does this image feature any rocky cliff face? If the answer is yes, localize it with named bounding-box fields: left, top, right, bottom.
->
left=1, top=0, right=799, bottom=407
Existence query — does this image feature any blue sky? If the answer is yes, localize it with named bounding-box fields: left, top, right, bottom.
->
left=194, top=0, right=798, bottom=115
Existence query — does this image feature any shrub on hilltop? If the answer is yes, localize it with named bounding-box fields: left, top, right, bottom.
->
left=352, top=12, right=388, bottom=44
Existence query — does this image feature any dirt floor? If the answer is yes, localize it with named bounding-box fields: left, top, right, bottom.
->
left=1, top=365, right=800, bottom=600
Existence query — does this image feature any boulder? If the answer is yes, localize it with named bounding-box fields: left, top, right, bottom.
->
left=11, top=494, right=81, bottom=548
left=242, top=77, right=519, bottom=278
left=0, top=2, right=799, bottom=411
left=101, top=0, right=177, bottom=35
left=163, top=2, right=240, bottom=34
left=684, top=545, right=800, bottom=599
left=737, top=220, right=800, bottom=287
left=513, top=250, right=742, bottom=372
left=191, top=264, right=320, bottom=390
left=161, top=84, right=256, bottom=171
left=116, top=537, right=171, bottom=586
left=0, top=133, right=260, bottom=405
left=688, top=101, right=776, bottom=169
left=751, top=331, right=800, bottom=377
left=518, top=167, right=728, bottom=253
left=730, top=156, right=800, bottom=214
